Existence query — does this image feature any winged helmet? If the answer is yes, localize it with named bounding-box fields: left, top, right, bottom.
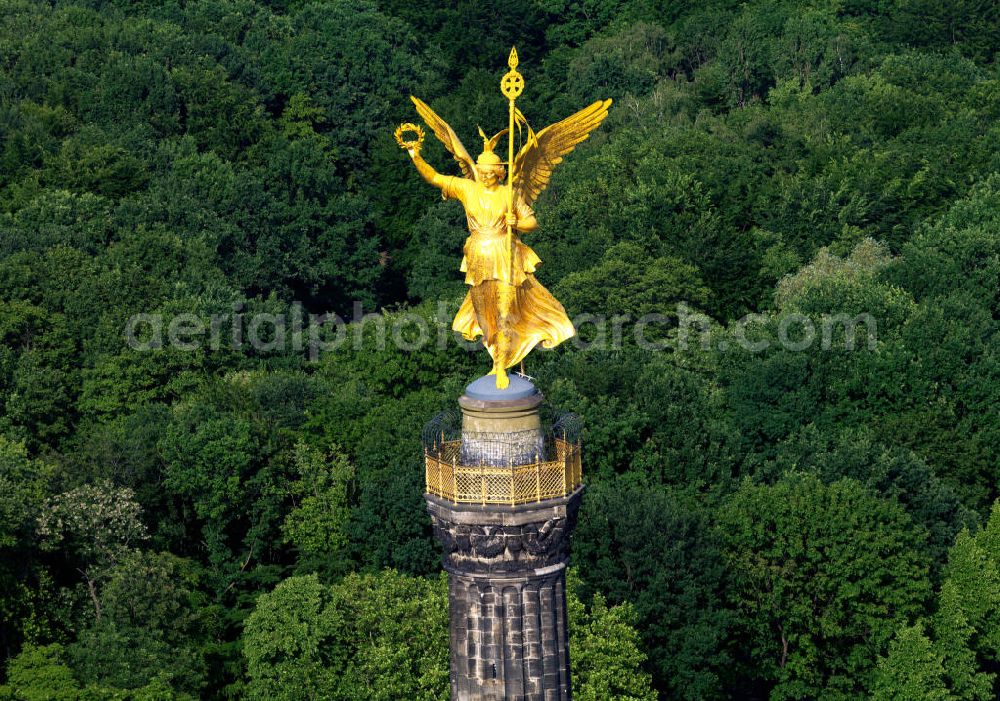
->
left=410, top=95, right=612, bottom=202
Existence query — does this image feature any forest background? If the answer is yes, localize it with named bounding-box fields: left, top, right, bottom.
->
left=1, top=0, right=999, bottom=699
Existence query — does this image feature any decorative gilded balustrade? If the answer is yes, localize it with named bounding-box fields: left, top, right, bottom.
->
left=425, top=437, right=582, bottom=506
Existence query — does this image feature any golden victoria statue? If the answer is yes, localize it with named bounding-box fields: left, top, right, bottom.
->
left=398, top=48, right=611, bottom=389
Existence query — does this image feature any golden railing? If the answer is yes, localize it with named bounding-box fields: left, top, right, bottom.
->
left=425, top=438, right=582, bottom=506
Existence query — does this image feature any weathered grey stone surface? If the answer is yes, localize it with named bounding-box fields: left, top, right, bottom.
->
left=426, top=490, right=582, bottom=701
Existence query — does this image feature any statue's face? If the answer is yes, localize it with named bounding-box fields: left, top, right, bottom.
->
left=478, top=165, right=504, bottom=186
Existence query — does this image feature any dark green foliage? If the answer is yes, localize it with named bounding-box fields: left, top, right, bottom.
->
left=871, top=623, right=951, bottom=701
left=1, top=644, right=82, bottom=701
left=749, top=425, right=976, bottom=567
left=242, top=569, right=655, bottom=700
left=68, top=551, right=209, bottom=695
left=1, top=0, right=999, bottom=698
left=573, top=480, right=731, bottom=699
left=718, top=474, right=933, bottom=699
left=242, top=571, right=450, bottom=700
left=874, top=510, right=1000, bottom=700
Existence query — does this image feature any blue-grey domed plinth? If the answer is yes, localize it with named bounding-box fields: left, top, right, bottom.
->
left=464, top=373, right=538, bottom=401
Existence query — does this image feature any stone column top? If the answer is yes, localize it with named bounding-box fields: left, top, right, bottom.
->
left=458, top=392, right=544, bottom=412
left=463, top=373, right=540, bottom=402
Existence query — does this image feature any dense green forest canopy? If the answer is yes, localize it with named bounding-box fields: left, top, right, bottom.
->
left=0, top=0, right=999, bottom=698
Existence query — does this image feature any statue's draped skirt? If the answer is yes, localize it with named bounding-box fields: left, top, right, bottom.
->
left=453, top=230, right=575, bottom=369
left=438, top=175, right=575, bottom=370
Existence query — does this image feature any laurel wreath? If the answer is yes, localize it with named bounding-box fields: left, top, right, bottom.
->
left=394, top=123, right=425, bottom=150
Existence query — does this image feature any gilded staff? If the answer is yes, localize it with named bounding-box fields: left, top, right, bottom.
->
left=500, top=47, right=524, bottom=242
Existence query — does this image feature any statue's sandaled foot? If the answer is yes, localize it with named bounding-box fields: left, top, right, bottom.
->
left=487, top=367, right=497, bottom=375
left=495, top=368, right=509, bottom=389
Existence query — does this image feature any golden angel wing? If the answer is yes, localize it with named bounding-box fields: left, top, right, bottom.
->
left=410, top=95, right=477, bottom=180
left=513, top=99, right=612, bottom=206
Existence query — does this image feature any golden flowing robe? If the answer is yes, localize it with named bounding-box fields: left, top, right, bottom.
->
left=403, top=94, right=610, bottom=382
left=440, top=175, right=575, bottom=369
